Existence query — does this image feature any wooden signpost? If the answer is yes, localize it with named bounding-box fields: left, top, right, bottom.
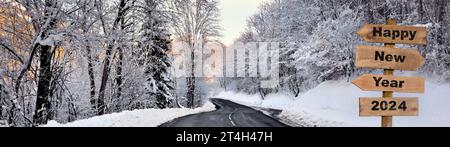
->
left=352, top=74, right=425, bottom=93
left=359, top=98, right=419, bottom=116
left=354, top=19, right=427, bottom=127
left=357, top=24, right=427, bottom=45
left=355, top=46, right=425, bottom=71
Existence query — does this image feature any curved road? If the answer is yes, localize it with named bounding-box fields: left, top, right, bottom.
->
left=160, top=99, right=289, bottom=127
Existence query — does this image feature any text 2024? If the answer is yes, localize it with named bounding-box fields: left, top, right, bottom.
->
left=371, top=100, right=407, bottom=111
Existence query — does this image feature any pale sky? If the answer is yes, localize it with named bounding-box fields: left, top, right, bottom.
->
left=219, top=0, right=269, bottom=46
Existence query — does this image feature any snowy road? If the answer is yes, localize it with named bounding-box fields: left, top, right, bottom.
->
left=160, top=99, right=289, bottom=127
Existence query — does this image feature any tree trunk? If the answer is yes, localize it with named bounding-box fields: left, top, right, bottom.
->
left=97, top=0, right=128, bottom=115
left=81, top=1, right=97, bottom=113
left=0, top=85, right=3, bottom=120
left=417, top=0, right=424, bottom=23
left=115, top=13, right=127, bottom=105
left=97, top=44, right=113, bottom=115
left=186, top=77, right=195, bottom=108
left=116, top=47, right=123, bottom=101
left=86, top=43, right=96, bottom=112
left=186, top=47, right=196, bottom=108
left=364, top=0, right=374, bottom=23
left=33, top=44, right=52, bottom=125
left=436, top=0, right=446, bottom=45
left=33, top=0, right=57, bottom=126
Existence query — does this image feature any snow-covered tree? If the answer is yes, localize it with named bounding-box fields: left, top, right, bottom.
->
left=167, top=0, right=221, bottom=108
left=96, top=0, right=137, bottom=115
left=138, top=0, right=174, bottom=109
left=295, top=7, right=362, bottom=85
left=0, top=0, right=178, bottom=126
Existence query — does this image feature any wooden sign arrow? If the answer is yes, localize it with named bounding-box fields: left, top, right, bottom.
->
left=352, top=74, right=425, bottom=93
left=360, top=98, right=419, bottom=116
left=355, top=45, right=425, bottom=71
left=357, top=24, right=427, bottom=45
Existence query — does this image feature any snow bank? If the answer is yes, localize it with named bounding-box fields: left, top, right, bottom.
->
left=0, top=120, right=8, bottom=127
left=216, top=79, right=450, bottom=127
left=43, top=102, right=216, bottom=127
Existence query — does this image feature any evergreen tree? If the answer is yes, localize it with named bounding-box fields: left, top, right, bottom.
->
left=139, top=0, right=174, bottom=109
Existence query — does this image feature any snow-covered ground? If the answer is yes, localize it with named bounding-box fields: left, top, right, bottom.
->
left=43, top=102, right=216, bottom=127
left=215, top=78, right=450, bottom=127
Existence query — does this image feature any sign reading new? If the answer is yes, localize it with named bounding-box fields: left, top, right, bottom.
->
left=355, top=46, right=425, bottom=71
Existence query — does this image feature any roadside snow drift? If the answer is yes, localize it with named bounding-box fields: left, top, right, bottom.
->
left=44, top=102, right=215, bottom=127
left=216, top=79, right=450, bottom=127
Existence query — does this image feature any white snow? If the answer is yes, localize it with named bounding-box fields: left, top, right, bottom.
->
left=215, top=78, right=450, bottom=127
left=413, top=23, right=433, bottom=28
left=37, top=34, right=65, bottom=46
left=0, top=120, right=8, bottom=127
left=43, top=102, right=216, bottom=127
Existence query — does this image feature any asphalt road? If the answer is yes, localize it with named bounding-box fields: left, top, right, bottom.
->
left=160, top=99, right=289, bottom=127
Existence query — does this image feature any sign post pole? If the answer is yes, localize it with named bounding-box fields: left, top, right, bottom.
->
left=382, top=18, right=397, bottom=127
